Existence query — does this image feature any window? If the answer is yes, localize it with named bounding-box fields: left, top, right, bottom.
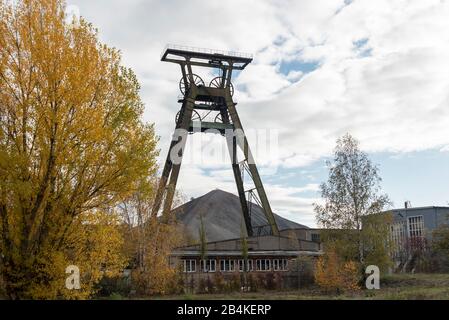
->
left=209, top=260, right=216, bottom=272
left=220, top=260, right=226, bottom=272
left=273, top=259, right=288, bottom=271
left=311, top=233, right=320, bottom=243
left=391, top=221, right=406, bottom=252
left=408, top=216, right=425, bottom=251
left=273, top=259, right=280, bottom=271
left=265, top=259, right=271, bottom=271
left=238, top=260, right=244, bottom=272
left=247, top=260, right=253, bottom=272
left=219, top=259, right=236, bottom=272
left=237, top=259, right=253, bottom=272
left=239, top=259, right=254, bottom=272
left=183, top=260, right=196, bottom=273
left=408, top=216, right=424, bottom=239
left=229, top=260, right=236, bottom=272
left=256, top=259, right=271, bottom=271
left=200, top=260, right=216, bottom=273
left=281, top=259, right=288, bottom=271
left=256, top=259, right=261, bottom=271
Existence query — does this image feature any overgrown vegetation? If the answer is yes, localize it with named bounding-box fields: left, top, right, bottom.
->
left=315, top=246, right=360, bottom=294
left=430, top=224, right=449, bottom=272
left=159, top=273, right=449, bottom=300
left=389, top=218, right=449, bottom=273
left=194, top=271, right=284, bottom=294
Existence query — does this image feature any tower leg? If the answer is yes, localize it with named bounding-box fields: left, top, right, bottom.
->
left=151, top=97, right=196, bottom=219
left=222, top=109, right=253, bottom=237
left=225, top=98, right=279, bottom=236
left=151, top=143, right=174, bottom=218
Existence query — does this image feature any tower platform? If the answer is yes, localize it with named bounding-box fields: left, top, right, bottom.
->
left=161, top=44, right=253, bottom=70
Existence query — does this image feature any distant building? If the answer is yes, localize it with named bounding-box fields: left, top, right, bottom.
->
left=170, top=190, right=322, bottom=290
left=170, top=230, right=321, bottom=290
left=389, top=204, right=449, bottom=259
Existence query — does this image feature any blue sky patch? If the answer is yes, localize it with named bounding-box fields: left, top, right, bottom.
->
left=275, top=148, right=449, bottom=212
left=353, top=38, right=373, bottom=57
left=279, top=59, right=320, bottom=77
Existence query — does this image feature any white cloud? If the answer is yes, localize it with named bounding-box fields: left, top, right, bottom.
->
left=68, top=0, right=449, bottom=226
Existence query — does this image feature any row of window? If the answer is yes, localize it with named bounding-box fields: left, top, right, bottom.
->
left=408, top=216, right=424, bottom=238
left=390, top=215, right=425, bottom=244
left=390, top=215, right=426, bottom=254
left=183, top=259, right=289, bottom=273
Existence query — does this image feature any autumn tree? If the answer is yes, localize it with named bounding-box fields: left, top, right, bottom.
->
left=315, top=245, right=360, bottom=294
left=314, top=134, right=392, bottom=276
left=118, top=178, right=183, bottom=296
left=0, top=0, right=158, bottom=299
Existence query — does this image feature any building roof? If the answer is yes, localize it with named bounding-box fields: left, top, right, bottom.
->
left=171, top=250, right=322, bottom=257
left=390, top=206, right=449, bottom=212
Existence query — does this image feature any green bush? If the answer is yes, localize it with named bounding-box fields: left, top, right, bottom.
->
left=95, top=275, right=131, bottom=298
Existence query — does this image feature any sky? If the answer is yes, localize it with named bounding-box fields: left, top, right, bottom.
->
left=67, top=0, right=449, bottom=227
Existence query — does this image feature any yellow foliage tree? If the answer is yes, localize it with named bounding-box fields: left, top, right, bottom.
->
left=0, top=0, right=158, bottom=299
left=131, top=220, right=180, bottom=296
left=119, top=179, right=183, bottom=296
left=315, top=249, right=341, bottom=293
left=315, top=247, right=361, bottom=294
left=28, top=211, right=127, bottom=299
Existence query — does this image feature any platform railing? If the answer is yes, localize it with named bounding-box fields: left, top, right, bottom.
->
left=162, top=44, right=253, bottom=60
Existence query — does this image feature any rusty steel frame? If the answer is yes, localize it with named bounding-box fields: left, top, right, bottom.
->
left=152, top=46, right=279, bottom=237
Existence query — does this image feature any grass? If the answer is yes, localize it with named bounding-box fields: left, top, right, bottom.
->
left=142, top=273, right=449, bottom=300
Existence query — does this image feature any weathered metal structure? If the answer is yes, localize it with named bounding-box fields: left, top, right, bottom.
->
left=152, top=45, right=279, bottom=237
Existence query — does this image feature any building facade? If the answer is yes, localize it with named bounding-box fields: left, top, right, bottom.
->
left=389, top=206, right=449, bottom=268
left=170, top=229, right=322, bottom=290
left=390, top=206, right=449, bottom=245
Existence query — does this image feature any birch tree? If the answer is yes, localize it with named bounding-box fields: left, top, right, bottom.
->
left=314, top=134, right=392, bottom=269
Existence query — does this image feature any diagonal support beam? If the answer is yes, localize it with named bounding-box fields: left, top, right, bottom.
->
left=222, top=110, right=253, bottom=237
left=225, top=96, right=279, bottom=236
left=151, top=92, right=196, bottom=220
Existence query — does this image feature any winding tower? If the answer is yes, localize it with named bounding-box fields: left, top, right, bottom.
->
left=152, top=45, right=279, bottom=237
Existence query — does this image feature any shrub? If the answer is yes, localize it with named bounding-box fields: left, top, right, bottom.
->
left=198, top=278, right=208, bottom=294
left=341, top=261, right=361, bottom=292
left=315, top=248, right=361, bottom=294
left=247, top=274, right=259, bottom=292
left=160, top=266, right=185, bottom=296
left=257, top=274, right=267, bottom=290
left=228, top=272, right=242, bottom=292
left=292, top=255, right=316, bottom=288
left=212, top=272, right=226, bottom=293
left=198, top=276, right=214, bottom=294
left=108, top=292, right=124, bottom=300
left=96, top=275, right=131, bottom=298
left=431, top=225, right=449, bottom=272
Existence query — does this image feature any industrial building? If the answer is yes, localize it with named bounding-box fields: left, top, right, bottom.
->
left=169, top=190, right=322, bottom=289
left=390, top=204, right=449, bottom=260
